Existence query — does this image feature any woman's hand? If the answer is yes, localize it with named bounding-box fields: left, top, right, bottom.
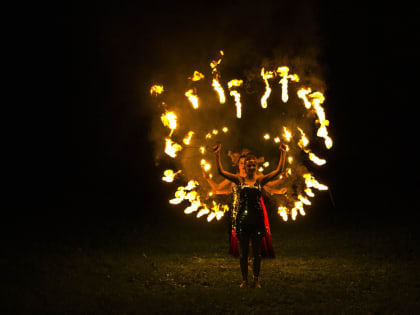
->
left=213, top=144, right=221, bottom=154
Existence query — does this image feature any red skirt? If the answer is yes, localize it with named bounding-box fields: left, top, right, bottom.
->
left=229, top=197, right=275, bottom=258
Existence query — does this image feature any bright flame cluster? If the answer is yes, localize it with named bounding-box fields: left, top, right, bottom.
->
left=151, top=51, right=333, bottom=222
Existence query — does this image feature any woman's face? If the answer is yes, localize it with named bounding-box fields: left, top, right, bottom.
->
left=245, top=159, right=257, bottom=175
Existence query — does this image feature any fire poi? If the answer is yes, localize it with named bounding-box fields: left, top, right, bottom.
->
left=150, top=51, right=332, bottom=223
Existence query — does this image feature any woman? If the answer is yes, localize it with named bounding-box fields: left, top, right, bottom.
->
left=203, top=153, right=287, bottom=258
left=213, top=143, right=287, bottom=288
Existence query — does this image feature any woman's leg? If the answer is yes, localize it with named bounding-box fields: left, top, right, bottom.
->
left=251, top=233, right=263, bottom=287
left=238, top=233, right=250, bottom=285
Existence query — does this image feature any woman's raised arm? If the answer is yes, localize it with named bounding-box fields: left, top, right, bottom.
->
left=214, top=144, right=240, bottom=184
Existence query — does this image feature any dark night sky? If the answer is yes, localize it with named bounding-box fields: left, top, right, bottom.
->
left=21, top=1, right=418, bottom=226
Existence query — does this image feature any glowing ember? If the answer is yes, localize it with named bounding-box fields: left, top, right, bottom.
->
left=150, top=84, right=164, bottom=96
left=185, top=89, right=199, bottom=109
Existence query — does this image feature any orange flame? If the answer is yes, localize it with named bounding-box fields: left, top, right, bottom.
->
left=189, top=71, right=205, bottom=81
left=228, top=79, right=243, bottom=119
left=150, top=84, right=164, bottom=96
left=164, top=138, right=182, bottom=158
left=277, top=66, right=299, bottom=103
left=162, top=169, right=181, bottom=182
left=261, top=68, right=275, bottom=108
left=183, top=131, right=194, bottom=145
left=185, top=89, right=199, bottom=109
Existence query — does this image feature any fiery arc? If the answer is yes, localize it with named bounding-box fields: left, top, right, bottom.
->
left=151, top=51, right=333, bottom=222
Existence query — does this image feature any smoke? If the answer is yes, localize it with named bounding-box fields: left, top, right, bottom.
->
left=147, top=1, right=330, bottom=216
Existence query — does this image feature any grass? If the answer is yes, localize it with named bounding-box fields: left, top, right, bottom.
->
left=3, top=209, right=420, bottom=314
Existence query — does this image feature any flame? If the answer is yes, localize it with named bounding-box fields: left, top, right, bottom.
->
left=263, top=162, right=269, bottom=167
left=161, top=111, right=177, bottom=136
left=199, top=146, right=205, bottom=154
left=197, top=206, right=210, bottom=218
left=302, top=91, right=333, bottom=150
left=292, top=201, right=306, bottom=217
left=308, top=152, right=327, bottom=166
left=228, top=79, right=243, bottom=119
left=189, top=71, right=205, bottom=81
left=305, top=188, right=315, bottom=197
left=185, top=180, right=198, bottom=191
left=162, top=169, right=181, bottom=182
left=278, top=206, right=289, bottom=221
left=222, top=127, right=228, bottom=133
left=169, top=187, right=186, bottom=204
left=277, top=66, right=299, bottom=103
left=216, top=209, right=225, bottom=220
left=297, top=88, right=312, bottom=109
left=201, top=159, right=211, bottom=172
left=184, top=199, right=201, bottom=214
left=261, top=68, right=275, bottom=109
left=210, top=51, right=226, bottom=104
left=164, top=138, right=182, bottom=158
left=274, top=137, right=280, bottom=143
left=185, top=89, right=199, bottom=109
left=183, top=131, right=194, bottom=145
left=264, top=133, right=270, bottom=140
left=212, top=129, right=218, bottom=135
left=283, top=127, right=292, bottom=142
left=298, top=194, right=311, bottom=205
left=288, top=157, right=293, bottom=164
left=150, top=84, right=164, bottom=96
left=297, top=127, right=310, bottom=151
left=303, top=173, right=328, bottom=191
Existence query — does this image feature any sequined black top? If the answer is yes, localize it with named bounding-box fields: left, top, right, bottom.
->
left=235, top=179, right=266, bottom=238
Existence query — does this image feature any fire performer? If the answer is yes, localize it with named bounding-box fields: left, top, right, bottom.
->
left=203, top=152, right=287, bottom=258
left=213, top=143, right=287, bottom=288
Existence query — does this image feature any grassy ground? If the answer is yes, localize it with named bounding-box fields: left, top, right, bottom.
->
left=3, top=209, right=420, bottom=315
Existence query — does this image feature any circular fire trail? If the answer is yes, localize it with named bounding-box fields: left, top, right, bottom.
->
left=150, top=51, right=333, bottom=222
